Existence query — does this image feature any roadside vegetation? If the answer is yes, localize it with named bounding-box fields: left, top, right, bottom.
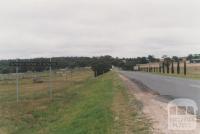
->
left=0, top=69, right=151, bottom=134
left=0, top=54, right=199, bottom=75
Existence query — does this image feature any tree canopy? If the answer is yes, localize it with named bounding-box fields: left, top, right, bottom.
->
left=0, top=54, right=197, bottom=75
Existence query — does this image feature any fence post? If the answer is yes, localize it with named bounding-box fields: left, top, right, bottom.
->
left=184, top=61, right=187, bottom=75
left=159, top=64, right=161, bottom=73
left=49, top=58, right=52, bottom=100
left=167, top=61, right=169, bottom=74
left=16, top=65, right=19, bottom=103
left=177, top=61, right=180, bottom=74
left=162, top=62, right=165, bottom=73
left=171, top=61, right=174, bottom=74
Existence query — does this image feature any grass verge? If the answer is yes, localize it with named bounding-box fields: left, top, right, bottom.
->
left=0, top=70, right=151, bottom=134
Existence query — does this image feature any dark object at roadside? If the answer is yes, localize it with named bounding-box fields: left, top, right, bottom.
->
left=33, top=77, right=44, bottom=83
left=177, top=61, right=180, bottom=74
left=91, top=56, right=112, bottom=77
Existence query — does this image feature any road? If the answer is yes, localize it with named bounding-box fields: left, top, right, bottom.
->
left=120, top=71, right=200, bottom=113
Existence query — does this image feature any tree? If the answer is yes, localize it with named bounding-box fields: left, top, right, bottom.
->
left=1, top=68, right=9, bottom=74
left=147, top=55, right=160, bottom=63
left=148, top=55, right=155, bottom=62
left=91, top=56, right=112, bottom=77
left=187, top=54, right=193, bottom=62
left=162, top=55, right=168, bottom=59
left=172, top=56, right=179, bottom=62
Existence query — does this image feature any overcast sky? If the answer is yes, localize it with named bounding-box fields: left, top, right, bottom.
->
left=0, top=0, right=200, bottom=59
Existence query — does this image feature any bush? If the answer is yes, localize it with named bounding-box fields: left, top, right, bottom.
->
left=91, top=57, right=112, bottom=77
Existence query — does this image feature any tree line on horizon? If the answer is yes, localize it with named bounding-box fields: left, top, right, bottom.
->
left=0, top=54, right=199, bottom=76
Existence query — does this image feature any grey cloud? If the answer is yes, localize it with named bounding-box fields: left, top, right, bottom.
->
left=0, top=0, right=200, bottom=59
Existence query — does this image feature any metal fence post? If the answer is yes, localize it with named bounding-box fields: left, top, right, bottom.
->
left=49, top=58, right=52, bottom=100
left=16, top=65, right=19, bottom=103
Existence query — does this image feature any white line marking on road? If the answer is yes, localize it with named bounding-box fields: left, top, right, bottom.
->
left=190, top=84, right=200, bottom=89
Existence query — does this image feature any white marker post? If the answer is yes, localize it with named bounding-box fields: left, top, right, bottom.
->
left=49, top=58, right=52, bottom=100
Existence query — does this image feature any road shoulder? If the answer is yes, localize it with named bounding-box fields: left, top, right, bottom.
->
left=112, top=73, right=151, bottom=134
left=119, top=74, right=200, bottom=134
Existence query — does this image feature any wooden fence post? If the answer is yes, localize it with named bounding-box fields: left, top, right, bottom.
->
left=177, top=61, right=180, bottom=74
left=167, top=61, right=169, bottom=74
left=184, top=61, right=187, bottom=75
left=159, top=64, right=161, bottom=73
left=171, top=61, right=174, bottom=74
left=162, top=62, right=165, bottom=73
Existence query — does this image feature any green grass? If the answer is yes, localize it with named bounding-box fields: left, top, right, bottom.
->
left=0, top=69, right=150, bottom=134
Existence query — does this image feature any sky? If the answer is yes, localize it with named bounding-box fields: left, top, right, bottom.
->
left=0, top=0, right=200, bottom=59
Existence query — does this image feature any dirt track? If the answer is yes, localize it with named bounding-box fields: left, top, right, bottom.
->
left=120, top=74, right=200, bottom=134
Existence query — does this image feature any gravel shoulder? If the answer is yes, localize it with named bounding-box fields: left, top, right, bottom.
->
left=119, top=74, right=200, bottom=134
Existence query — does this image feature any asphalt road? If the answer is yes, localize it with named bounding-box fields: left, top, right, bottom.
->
left=120, top=71, right=200, bottom=112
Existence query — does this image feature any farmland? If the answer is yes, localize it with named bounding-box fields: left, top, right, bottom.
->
left=0, top=69, right=150, bottom=134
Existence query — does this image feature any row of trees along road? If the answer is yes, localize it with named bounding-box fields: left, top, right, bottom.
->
left=0, top=54, right=198, bottom=77
left=139, top=55, right=187, bottom=75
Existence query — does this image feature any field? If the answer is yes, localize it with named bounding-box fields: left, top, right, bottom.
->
left=0, top=69, right=150, bottom=134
